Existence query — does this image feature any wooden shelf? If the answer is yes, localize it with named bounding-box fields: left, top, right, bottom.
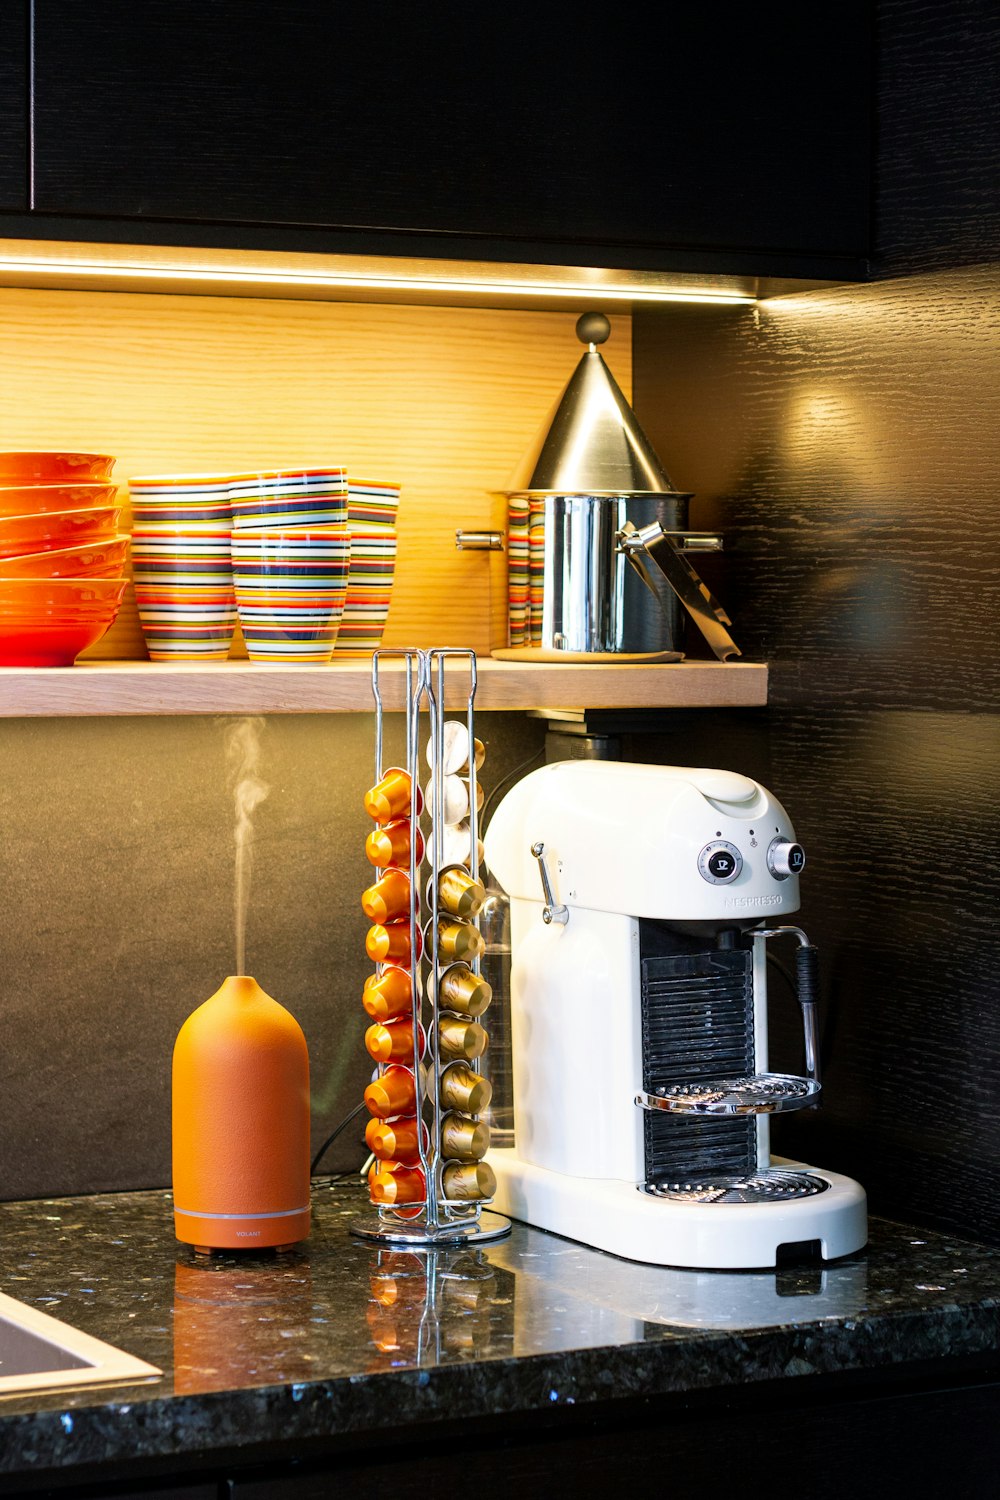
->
left=0, top=659, right=767, bottom=717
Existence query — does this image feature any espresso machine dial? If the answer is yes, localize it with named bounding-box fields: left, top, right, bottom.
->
left=767, top=837, right=806, bottom=880
left=697, top=840, right=743, bottom=884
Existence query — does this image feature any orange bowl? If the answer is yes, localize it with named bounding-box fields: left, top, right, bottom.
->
left=0, top=577, right=127, bottom=666
left=0, top=535, right=130, bottom=579
left=0, top=616, right=121, bottom=667
left=0, top=506, right=122, bottom=559
left=0, top=482, right=119, bottom=518
left=0, top=453, right=116, bottom=485
left=0, top=576, right=128, bottom=614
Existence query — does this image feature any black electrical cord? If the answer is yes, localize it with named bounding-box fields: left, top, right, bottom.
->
left=310, top=1099, right=368, bottom=1177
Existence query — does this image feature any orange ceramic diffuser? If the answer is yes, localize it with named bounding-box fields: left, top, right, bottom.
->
left=172, top=975, right=311, bottom=1252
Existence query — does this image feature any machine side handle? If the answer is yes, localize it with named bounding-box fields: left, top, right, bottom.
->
left=530, top=842, right=569, bottom=926
left=796, top=942, right=821, bottom=1087
left=757, top=925, right=822, bottom=1091
left=616, top=520, right=742, bottom=663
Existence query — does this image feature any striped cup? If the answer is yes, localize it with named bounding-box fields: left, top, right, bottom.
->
left=331, top=478, right=400, bottom=657
left=231, top=527, right=349, bottom=662
left=131, top=528, right=237, bottom=661
left=127, top=473, right=235, bottom=532
left=229, top=467, right=348, bottom=531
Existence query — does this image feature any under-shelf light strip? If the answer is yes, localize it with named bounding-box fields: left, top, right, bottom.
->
left=0, top=256, right=756, bottom=305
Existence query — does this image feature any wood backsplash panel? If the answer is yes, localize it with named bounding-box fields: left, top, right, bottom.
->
left=0, top=288, right=631, bottom=658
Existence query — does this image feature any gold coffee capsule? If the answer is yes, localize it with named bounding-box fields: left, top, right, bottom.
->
left=440, top=1062, right=493, bottom=1115
left=436, top=867, right=487, bottom=919
left=443, top=1277, right=497, bottom=1313
left=434, top=963, right=492, bottom=1018
left=442, top=1160, right=498, bottom=1201
left=438, top=1016, right=488, bottom=1062
left=435, top=917, right=485, bottom=963
left=440, top=1112, right=491, bottom=1161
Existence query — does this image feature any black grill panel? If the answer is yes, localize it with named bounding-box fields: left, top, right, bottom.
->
left=640, top=948, right=757, bottom=1183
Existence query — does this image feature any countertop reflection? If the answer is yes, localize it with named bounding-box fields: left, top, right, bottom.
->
left=0, top=1181, right=998, bottom=1482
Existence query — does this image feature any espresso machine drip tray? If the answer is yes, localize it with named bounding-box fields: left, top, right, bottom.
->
left=636, top=1072, right=821, bottom=1116
left=642, top=1169, right=830, bottom=1205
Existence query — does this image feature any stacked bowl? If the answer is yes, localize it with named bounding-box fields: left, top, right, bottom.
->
left=0, top=452, right=129, bottom=666
left=128, top=474, right=239, bottom=660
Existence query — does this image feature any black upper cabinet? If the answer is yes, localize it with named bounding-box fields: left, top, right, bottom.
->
left=0, top=1, right=28, bottom=210
left=30, top=2, right=871, bottom=271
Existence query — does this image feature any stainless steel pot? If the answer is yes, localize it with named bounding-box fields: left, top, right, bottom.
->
left=535, top=493, right=688, bottom=655
left=503, top=314, right=741, bottom=661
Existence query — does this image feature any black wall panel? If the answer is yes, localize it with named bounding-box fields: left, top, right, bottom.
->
left=876, top=0, right=1000, bottom=275
left=0, top=1, right=28, bottom=210
left=633, top=266, right=1000, bottom=1243
left=632, top=1, right=1000, bottom=1241
left=30, top=1, right=870, bottom=267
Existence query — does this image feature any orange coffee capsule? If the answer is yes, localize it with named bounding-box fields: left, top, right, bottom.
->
left=362, top=966, right=413, bottom=1022
left=370, top=1163, right=426, bottom=1207
left=369, top=1275, right=402, bottom=1309
left=365, top=1114, right=423, bottom=1164
left=365, top=820, right=425, bottom=870
left=364, top=1065, right=417, bottom=1119
left=364, top=768, right=421, bottom=824
left=366, top=921, right=422, bottom=965
left=361, top=869, right=412, bottom=924
left=365, top=1019, right=423, bottom=1065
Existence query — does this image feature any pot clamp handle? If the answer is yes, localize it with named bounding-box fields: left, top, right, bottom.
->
left=616, top=520, right=742, bottom=663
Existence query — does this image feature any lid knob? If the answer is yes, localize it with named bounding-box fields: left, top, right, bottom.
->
left=576, top=311, right=611, bottom=347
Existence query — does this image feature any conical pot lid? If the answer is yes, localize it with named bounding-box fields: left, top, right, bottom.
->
left=507, top=312, right=686, bottom=496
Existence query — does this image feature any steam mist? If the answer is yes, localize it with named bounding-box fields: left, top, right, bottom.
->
left=225, top=717, right=271, bottom=976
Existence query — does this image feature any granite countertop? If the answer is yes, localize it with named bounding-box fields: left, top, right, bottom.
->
left=0, top=1182, right=999, bottom=1488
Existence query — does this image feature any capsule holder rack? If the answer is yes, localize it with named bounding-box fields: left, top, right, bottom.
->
left=351, top=647, right=512, bottom=1248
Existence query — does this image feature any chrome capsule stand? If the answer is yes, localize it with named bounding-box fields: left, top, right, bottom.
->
left=351, top=648, right=511, bottom=1248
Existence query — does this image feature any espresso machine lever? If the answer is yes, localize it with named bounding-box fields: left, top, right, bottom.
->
left=530, top=842, right=569, bottom=926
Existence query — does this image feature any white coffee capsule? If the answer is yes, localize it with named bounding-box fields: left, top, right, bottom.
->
left=426, top=721, right=486, bottom=777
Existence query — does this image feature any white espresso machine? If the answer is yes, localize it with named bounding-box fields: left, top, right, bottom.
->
left=483, top=761, right=867, bottom=1268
